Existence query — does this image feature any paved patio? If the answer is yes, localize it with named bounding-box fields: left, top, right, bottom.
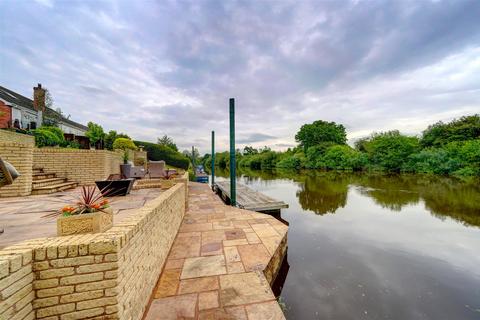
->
left=144, top=182, right=288, bottom=320
left=0, top=187, right=163, bottom=249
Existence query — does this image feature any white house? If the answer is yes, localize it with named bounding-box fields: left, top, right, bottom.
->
left=0, top=84, right=87, bottom=135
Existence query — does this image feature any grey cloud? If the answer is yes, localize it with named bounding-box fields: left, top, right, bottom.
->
left=237, top=133, right=278, bottom=144
left=1, top=0, right=479, bottom=154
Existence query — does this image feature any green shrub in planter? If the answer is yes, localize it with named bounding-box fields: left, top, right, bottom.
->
left=113, top=138, right=137, bottom=151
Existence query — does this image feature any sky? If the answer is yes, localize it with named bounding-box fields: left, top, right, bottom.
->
left=1, top=0, right=479, bottom=153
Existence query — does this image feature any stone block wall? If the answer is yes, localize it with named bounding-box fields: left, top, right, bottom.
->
left=0, top=130, right=34, bottom=197
left=116, top=183, right=186, bottom=319
left=33, top=148, right=123, bottom=185
left=0, top=248, right=35, bottom=319
left=0, top=183, right=186, bottom=319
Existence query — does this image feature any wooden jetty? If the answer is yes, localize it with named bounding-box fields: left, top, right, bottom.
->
left=213, top=181, right=288, bottom=213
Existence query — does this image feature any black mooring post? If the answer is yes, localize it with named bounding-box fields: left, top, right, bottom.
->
left=211, top=131, right=215, bottom=189
left=229, top=98, right=236, bottom=206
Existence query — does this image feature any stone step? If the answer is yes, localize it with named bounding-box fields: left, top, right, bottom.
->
left=33, top=167, right=44, bottom=173
left=32, top=172, right=57, bottom=180
left=32, top=181, right=79, bottom=195
left=32, top=177, right=67, bottom=188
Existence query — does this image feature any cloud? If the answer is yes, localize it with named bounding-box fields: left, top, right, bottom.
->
left=0, top=0, right=479, bottom=153
left=237, top=133, right=277, bottom=144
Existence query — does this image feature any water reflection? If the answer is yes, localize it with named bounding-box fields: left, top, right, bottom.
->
left=296, top=172, right=349, bottom=215
left=215, top=167, right=480, bottom=227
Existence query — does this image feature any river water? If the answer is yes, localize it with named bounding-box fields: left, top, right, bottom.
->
left=214, top=168, right=480, bottom=320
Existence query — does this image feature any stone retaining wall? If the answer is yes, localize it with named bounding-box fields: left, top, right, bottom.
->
left=33, top=148, right=123, bottom=185
left=0, top=130, right=34, bottom=197
left=0, top=183, right=186, bottom=319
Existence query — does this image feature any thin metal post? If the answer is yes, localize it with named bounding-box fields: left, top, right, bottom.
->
left=229, top=98, right=236, bottom=206
left=191, top=146, right=195, bottom=168
left=211, top=131, right=215, bottom=189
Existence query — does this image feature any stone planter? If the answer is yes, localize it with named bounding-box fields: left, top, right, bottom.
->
left=161, top=179, right=175, bottom=189
left=57, top=207, right=113, bottom=236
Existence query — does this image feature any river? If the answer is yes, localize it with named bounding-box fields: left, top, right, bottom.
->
left=213, top=168, right=480, bottom=320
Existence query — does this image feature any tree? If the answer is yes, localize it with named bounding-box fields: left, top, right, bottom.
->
left=157, top=135, right=178, bottom=151
left=363, top=130, right=420, bottom=172
left=243, top=146, right=258, bottom=155
left=85, top=122, right=105, bottom=147
left=183, top=148, right=200, bottom=164
left=354, top=137, right=369, bottom=152
left=295, top=120, right=347, bottom=150
left=421, top=114, right=480, bottom=147
left=105, top=130, right=130, bottom=150
left=45, top=89, right=53, bottom=110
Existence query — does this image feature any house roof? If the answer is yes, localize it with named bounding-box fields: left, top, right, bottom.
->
left=0, top=85, right=88, bottom=131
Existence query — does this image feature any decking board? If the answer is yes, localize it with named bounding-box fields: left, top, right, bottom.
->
left=214, top=181, right=288, bottom=212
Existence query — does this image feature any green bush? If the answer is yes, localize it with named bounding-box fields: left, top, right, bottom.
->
left=305, top=143, right=335, bottom=168
left=403, top=148, right=460, bottom=174
left=276, top=155, right=301, bottom=169
left=421, top=114, right=480, bottom=148
left=134, top=140, right=190, bottom=170
left=238, top=151, right=279, bottom=169
left=65, top=140, right=81, bottom=149
left=33, top=126, right=65, bottom=147
left=363, top=131, right=420, bottom=172
left=112, top=138, right=137, bottom=150
left=320, top=145, right=366, bottom=170
left=104, top=130, right=130, bottom=150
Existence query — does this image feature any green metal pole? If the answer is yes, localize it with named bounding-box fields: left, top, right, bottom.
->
left=229, top=98, right=236, bottom=206
left=192, top=146, right=195, bottom=168
left=211, top=131, right=215, bottom=189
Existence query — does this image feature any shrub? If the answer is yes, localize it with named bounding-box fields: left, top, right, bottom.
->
left=276, top=156, right=301, bottom=169
left=65, top=140, right=81, bottom=149
left=112, top=138, right=137, bottom=151
left=104, top=130, right=130, bottom=150
left=320, top=145, right=366, bottom=170
left=403, top=148, right=460, bottom=174
left=134, top=140, right=190, bottom=170
left=421, top=114, right=480, bottom=147
left=33, top=126, right=65, bottom=147
left=363, top=131, right=420, bottom=172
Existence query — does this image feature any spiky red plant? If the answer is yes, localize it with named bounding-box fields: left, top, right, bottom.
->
left=75, top=186, right=108, bottom=214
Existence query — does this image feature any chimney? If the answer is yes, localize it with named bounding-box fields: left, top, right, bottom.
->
left=33, top=83, right=46, bottom=112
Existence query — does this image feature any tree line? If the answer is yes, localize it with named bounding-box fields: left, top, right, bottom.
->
left=202, top=114, right=480, bottom=177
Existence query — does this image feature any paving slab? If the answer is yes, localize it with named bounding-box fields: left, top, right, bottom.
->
left=144, top=182, right=288, bottom=319
left=0, top=187, right=162, bottom=249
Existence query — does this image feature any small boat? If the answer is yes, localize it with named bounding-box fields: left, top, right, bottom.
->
left=195, top=165, right=209, bottom=183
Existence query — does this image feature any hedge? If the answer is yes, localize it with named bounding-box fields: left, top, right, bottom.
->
left=134, top=140, right=190, bottom=170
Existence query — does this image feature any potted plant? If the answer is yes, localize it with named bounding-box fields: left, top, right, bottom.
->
left=161, top=169, right=177, bottom=189
left=120, top=150, right=131, bottom=177
left=57, top=186, right=113, bottom=236
left=113, top=138, right=137, bottom=178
